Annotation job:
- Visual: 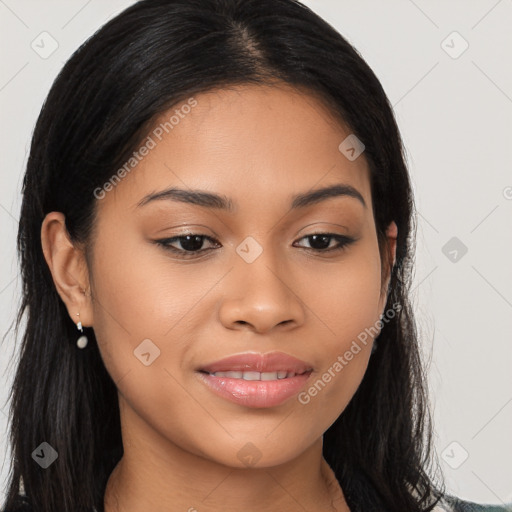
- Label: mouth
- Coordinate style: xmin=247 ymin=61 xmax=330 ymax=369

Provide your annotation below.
xmin=198 ymin=369 xmax=311 ymax=380
xmin=197 ymin=350 xmax=314 ymax=375
xmin=195 ymin=351 xmax=314 ymax=408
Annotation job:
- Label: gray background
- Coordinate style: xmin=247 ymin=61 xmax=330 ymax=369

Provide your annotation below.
xmin=1 ymin=0 xmax=511 ymax=506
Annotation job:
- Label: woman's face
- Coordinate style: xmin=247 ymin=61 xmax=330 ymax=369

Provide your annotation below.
xmin=84 ymin=84 xmax=395 ymax=468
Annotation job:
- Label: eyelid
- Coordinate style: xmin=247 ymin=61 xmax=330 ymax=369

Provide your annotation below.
xmin=153 ymin=231 xmax=356 ymax=259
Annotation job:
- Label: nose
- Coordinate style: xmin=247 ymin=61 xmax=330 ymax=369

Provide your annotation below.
xmin=218 ymin=245 xmax=306 ymax=334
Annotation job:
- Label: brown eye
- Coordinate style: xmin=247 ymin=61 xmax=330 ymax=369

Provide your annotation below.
xmin=293 ymin=233 xmax=356 ymax=253
xmin=155 ymin=234 xmax=220 ymax=258
xmin=154 ymin=232 xmax=356 ymax=260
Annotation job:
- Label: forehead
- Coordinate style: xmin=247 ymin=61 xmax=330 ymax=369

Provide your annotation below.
xmin=96 ymin=83 xmax=372 ymax=217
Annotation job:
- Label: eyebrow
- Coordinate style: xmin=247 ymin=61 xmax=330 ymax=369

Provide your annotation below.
xmin=136 ymin=183 xmax=366 ymax=211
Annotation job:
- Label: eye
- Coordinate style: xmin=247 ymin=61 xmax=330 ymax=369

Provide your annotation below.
xmin=154 ymin=234 xmax=220 ymax=258
xmin=154 ymin=232 xmax=356 ymax=259
xmin=293 ymin=233 xmax=356 ymax=253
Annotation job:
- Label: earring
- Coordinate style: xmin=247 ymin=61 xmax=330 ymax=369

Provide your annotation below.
xmin=76 ymin=312 xmax=88 ymax=349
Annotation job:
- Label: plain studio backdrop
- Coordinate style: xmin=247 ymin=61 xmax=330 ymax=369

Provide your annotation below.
xmin=0 ymin=0 xmax=511 ymax=507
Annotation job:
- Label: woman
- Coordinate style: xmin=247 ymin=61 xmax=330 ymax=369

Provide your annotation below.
xmin=2 ymin=1 xmax=509 ymax=511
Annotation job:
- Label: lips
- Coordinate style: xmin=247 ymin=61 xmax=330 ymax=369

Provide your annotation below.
xmin=204 ymin=370 xmax=303 ymax=380
xmin=197 ymin=351 xmax=314 ymax=375
xmin=196 ymin=351 xmax=314 ymax=408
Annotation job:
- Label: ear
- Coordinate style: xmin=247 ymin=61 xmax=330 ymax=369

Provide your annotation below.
xmin=40 ymin=212 xmax=93 ymax=328
xmin=379 ymin=220 xmax=398 ymax=311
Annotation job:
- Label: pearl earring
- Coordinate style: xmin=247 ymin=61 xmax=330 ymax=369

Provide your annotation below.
xmin=76 ymin=312 xmax=88 ymax=349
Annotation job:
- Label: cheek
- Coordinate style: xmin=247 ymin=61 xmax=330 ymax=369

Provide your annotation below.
xmin=89 ymin=227 xmax=235 ymax=424
xmin=305 ymin=238 xmax=384 ymax=346
xmin=88 ymin=237 xmax=210 ymax=452
xmin=295 ymin=242 xmax=383 ymax=419
xmin=88 ymin=230 xmax=201 ymax=383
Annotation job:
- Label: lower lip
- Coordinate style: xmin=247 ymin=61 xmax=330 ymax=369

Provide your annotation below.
xmin=196 ymin=371 xmax=312 ymax=408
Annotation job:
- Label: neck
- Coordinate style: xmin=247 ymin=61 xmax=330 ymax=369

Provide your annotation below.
xmin=104 ymin=398 xmax=350 ymax=512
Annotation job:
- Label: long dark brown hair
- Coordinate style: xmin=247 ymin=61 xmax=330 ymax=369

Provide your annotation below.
xmin=3 ymin=1 xmax=445 ymax=510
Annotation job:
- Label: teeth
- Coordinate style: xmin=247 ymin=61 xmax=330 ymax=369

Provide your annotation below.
xmin=209 ymin=370 xmax=302 ymax=380
xmin=212 ymin=371 xmax=243 ymax=378
xmin=243 ymin=371 xmax=261 ymax=381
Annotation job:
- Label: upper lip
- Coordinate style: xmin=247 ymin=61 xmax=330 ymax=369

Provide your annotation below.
xmin=198 ymin=351 xmax=314 ymax=374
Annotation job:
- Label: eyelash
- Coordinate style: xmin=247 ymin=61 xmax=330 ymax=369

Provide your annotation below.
xmin=154 ymin=232 xmax=356 ymax=259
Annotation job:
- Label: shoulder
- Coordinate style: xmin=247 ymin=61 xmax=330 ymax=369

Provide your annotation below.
xmin=343 ymin=462 xmax=512 ymax=512
xmin=437 ymin=495 xmax=512 ymax=512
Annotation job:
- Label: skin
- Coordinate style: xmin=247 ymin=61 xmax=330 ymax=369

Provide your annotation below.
xmin=41 ymin=83 xmax=397 ymax=512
